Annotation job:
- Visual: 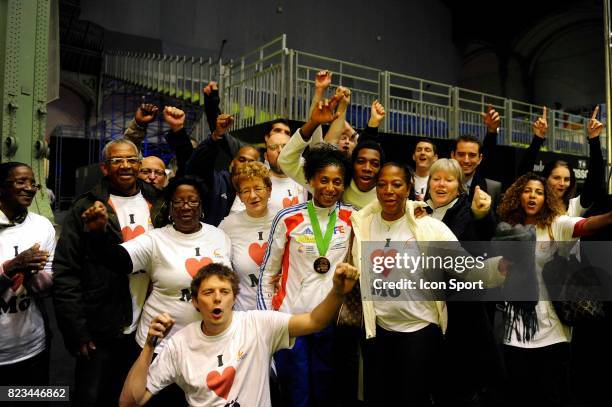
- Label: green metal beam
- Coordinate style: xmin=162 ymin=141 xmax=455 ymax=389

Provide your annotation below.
xmin=0 ymin=0 xmax=53 ymax=220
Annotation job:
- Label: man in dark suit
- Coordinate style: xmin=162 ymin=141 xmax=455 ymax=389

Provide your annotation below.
xmin=451 ymin=107 xmax=502 ymax=211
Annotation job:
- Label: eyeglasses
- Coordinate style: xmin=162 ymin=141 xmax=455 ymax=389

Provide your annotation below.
xmin=139 ymin=168 xmax=166 ymax=177
xmin=239 ymin=187 xmax=267 ymax=196
xmin=106 ymin=157 xmax=140 ymax=166
xmin=267 ymin=143 xmax=287 ymax=152
xmin=171 ymin=200 xmax=201 ymax=208
xmin=4 ymin=179 xmax=42 ymax=190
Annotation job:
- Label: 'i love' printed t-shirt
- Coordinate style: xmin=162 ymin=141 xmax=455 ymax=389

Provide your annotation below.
xmin=121 ymin=223 xmax=232 ymax=351
xmin=219 ymin=211 xmax=274 ymax=311
xmin=147 ymin=310 xmax=293 ymax=407
xmin=109 ymin=192 xmax=153 ymax=334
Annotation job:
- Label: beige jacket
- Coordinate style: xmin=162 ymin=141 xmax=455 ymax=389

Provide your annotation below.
xmin=350 ymin=199 xmax=504 ymax=339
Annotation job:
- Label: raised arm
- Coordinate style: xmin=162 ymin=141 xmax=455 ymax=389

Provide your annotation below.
xmin=309 ymin=70 xmax=332 ymax=119
xmin=119 ymin=313 xmax=175 ymax=407
xmin=580 ymin=106 xmax=605 ymax=209
xmin=517 ymin=106 xmax=548 ymax=176
xmin=324 ymin=86 xmax=351 ymax=145
xmin=278 ymin=94 xmax=341 ymax=189
xmin=479 ymin=105 xmax=501 ymax=178
xmin=203 ymin=81 xmax=221 ymax=133
xmin=163 ymin=106 xmax=192 ymax=178
xmin=288 ymin=263 xmax=358 ymax=337
xmin=124 ymin=104 xmax=159 ymax=151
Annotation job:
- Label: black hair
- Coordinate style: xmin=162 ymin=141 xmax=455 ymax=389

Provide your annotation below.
xmin=303 ymin=143 xmax=352 ymax=187
xmin=351 ymin=140 xmax=385 ymax=166
xmin=378 ymin=161 xmax=415 ymax=197
xmin=541 ymin=160 xmax=577 ymax=208
xmin=0 ymin=162 xmax=31 ymax=184
xmin=453 ymin=134 xmax=482 ymax=154
xmin=164 ymin=175 xmax=209 ymax=204
xmin=265 ymin=118 xmax=290 ymax=136
xmin=414 ymin=137 xmax=438 ymax=155
xmin=190 ymin=263 xmax=241 ymax=299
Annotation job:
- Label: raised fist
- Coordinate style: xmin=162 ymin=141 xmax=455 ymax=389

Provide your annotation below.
xmin=163 ymin=106 xmax=186 ymax=132
xmin=213 ymin=114 xmax=234 ymax=140
xmin=147 ymin=313 xmax=175 ymax=347
xmin=369 ymin=100 xmax=386 ymax=127
xmin=471 ymin=185 xmax=492 ymax=219
xmin=481 ymin=105 xmax=500 ymax=133
xmin=203 ymin=81 xmax=218 ymax=96
xmin=135 ymin=104 xmax=159 ymax=127
xmin=81 ymin=201 xmax=109 ymax=232
xmin=335 ymin=86 xmax=351 ymax=111
xmin=315 ymin=70 xmax=332 ymax=91
xmin=332 ymin=262 xmax=360 ymax=295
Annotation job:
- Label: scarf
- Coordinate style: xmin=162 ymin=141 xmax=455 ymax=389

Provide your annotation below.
xmin=493 ymin=222 xmax=539 ymax=342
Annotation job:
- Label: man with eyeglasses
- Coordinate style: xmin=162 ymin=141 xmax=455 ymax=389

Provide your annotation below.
xmin=139 ymin=156 xmax=167 ymax=190
xmin=53 ymin=139 xmax=165 ymax=407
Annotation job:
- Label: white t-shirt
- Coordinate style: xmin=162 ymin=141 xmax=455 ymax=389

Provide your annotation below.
xmin=109 ymin=192 xmax=153 ymax=334
xmin=414 ymin=174 xmax=429 ymax=201
xmin=122 ymin=223 xmax=232 ymax=351
xmin=229 ymin=175 xmax=308 ymax=217
xmin=0 ymin=212 xmax=56 ymax=365
xmin=369 ymin=215 xmax=439 ymax=333
xmin=567 ymin=196 xmax=588 ymax=217
xmin=505 ymin=215 xmax=582 ymax=348
xmin=147 ymin=311 xmax=294 ymax=407
xmin=219 ymin=211 xmax=274 ymax=311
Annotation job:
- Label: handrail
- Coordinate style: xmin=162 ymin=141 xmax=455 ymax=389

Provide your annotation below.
xmin=100 ymin=34 xmax=606 ymax=158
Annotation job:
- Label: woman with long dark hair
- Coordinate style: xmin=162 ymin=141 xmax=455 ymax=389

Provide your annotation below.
xmin=497 ymin=172 xmax=612 ymax=406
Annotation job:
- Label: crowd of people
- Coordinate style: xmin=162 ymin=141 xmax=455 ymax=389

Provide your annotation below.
xmin=1 ymin=69 xmax=611 ymax=407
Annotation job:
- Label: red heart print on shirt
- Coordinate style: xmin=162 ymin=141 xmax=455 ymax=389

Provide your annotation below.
xmin=206 ymin=366 xmax=236 ymax=400
xmin=370 ymin=249 xmax=398 ymax=277
xmin=121 ymin=225 xmax=145 ymax=241
xmin=185 ymin=257 xmax=213 ymax=278
xmin=248 ymin=242 xmax=268 ymax=266
xmin=282 ymin=197 xmax=299 ymax=208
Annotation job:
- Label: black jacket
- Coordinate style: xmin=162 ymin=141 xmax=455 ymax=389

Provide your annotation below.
xmin=439 ymin=193 xmax=497 ymax=242
xmin=52 ymin=179 xmax=164 ymax=352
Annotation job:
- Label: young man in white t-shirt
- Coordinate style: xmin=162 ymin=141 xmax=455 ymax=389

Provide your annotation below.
xmin=120 ymin=262 xmax=358 ymax=407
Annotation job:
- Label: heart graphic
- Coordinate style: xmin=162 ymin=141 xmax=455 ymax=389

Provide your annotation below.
xmin=282 ymin=197 xmax=299 ymax=208
xmin=185 ymin=257 xmax=213 ymax=278
xmin=11 ymin=273 xmax=23 ymax=292
xmin=370 ymin=249 xmax=398 ymax=277
xmin=248 ymin=242 xmax=268 ymax=266
xmin=121 ymin=225 xmax=146 ymax=241
xmin=206 ymin=366 xmax=236 ymax=400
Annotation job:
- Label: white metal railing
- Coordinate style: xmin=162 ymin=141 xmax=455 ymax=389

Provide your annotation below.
xmin=103 ymin=34 xmax=607 ymax=157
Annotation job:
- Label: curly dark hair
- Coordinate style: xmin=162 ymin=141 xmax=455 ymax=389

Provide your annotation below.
xmin=190 ymin=263 xmax=240 ymax=299
xmin=497 ymin=172 xmax=563 ymax=228
xmin=303 ymin=143 xmax=352 ymax=187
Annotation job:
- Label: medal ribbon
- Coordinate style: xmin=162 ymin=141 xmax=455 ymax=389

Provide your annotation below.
xmin=307 ymin=201 xmax=337 ymax=257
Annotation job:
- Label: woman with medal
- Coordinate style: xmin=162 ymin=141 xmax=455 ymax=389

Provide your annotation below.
xmin=257 ymin=96 xmax=354 ymax=407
